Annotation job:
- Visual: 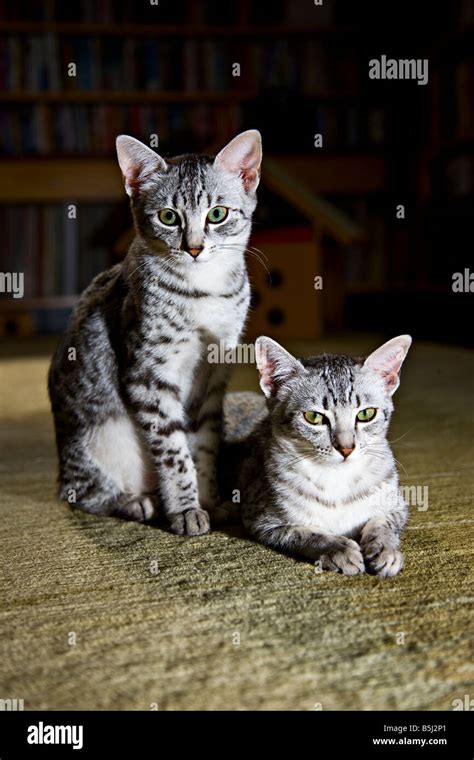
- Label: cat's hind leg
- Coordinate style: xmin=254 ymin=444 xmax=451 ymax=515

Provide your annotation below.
xmin=57 ymin=415 xmax=157 ymax=522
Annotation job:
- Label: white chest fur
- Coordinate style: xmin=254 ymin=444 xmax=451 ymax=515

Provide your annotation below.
xmin=185 ymin=257 xmax=249 ymax=344
xmin=279 ymin=456 xmax=398 ymax=538
xmin=191 ymin=293 xmax=248 ymax=344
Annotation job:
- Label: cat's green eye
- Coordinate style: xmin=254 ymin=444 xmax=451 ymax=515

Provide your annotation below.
xmin=207 ymin=206 xmax=228 ymax=224
xmin=159 ymin=208 xmax=178 ymax=226
xmin=304 ymin=411 xmax=326 ymax=425
xmin=357 ymin=407 xmax=377 ymax=422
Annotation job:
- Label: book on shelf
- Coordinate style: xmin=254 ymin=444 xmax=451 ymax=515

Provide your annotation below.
xmin=0 ymin=98 xmax=388 ymax=156
xmin=445 ymin=154 xmax=474 ymax=195
xmin=0 ymin=31 xmax=368 ymax=95
xmin=0 ymin=203 xmax=118 ymax=303
xmin=0 ymin=101 xmax=245 ymax=155
xmin=285 ymin=0 xmax=334 ymax=27
xmin=437 ymin=58 xmax=474 ymax=143
xmin=456 ymin=0 xmax=474 ymax=26
xmin=454 ymin=59 xmax=474 ymax=138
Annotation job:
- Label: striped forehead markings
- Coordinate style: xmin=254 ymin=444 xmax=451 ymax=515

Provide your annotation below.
xmin=347 ymin=366 xmax=356 ymax=403
xmin=320 ymin=365 xmax=358 ymax=407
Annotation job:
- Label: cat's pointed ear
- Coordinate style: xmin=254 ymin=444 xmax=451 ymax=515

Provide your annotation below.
xmin=255 ymin=336 xmax=303 ymax=399
xmin=116 ymin=135 xmax=167 ymax=197
xmin=214 ymin=130 xmax=262 ymax=193
xmin=364 ymin=335 xmax=412 ymax=395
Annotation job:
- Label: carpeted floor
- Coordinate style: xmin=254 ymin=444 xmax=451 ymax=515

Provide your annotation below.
xmin=0 ymin=335 xmax=473 ymax=710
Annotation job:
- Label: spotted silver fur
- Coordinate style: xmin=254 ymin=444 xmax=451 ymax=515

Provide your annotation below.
xmin=48 ymin=130 xmax=262 ymax=534
xmin=230 ymin=335 xmax=412 ymax=576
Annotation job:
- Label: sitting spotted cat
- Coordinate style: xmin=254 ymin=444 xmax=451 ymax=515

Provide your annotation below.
xmin=227 ymin=335 xmax=412 ymax=576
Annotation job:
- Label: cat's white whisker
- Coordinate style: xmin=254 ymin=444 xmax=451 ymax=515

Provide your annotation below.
xmin=388 ymin=428 xmax=415 ymax=444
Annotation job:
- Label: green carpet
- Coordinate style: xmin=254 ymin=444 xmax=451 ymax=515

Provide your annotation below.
xmin=0 ymin=336 xmax=473 ymax=710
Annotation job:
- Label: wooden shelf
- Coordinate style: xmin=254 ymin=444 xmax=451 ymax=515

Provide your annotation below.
xmin=0 ymin=159 xmax=123 ymax=201
xmin=0 ymin=296 xmax=78 ymax=311
xmin=0 ymin=90 xmax=255 ymax=104
xmin=0 ymin=90 xmax=369 ymax=104
xmin=0 ymin=22 xmax=357 ymax=37
xmin=0 ymin=155 xmax=386 ymax=202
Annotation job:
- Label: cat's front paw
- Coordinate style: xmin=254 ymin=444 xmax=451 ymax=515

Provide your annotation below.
xmin=320 ymin=537 xmax=365 ymax=575
xmin=169 ymin=508 xmax=210 ymax=536
xmin=364 ymin=545 xmax=404 ymax=577
xmin=360 ymin=532 xmax=404 ymax=576
xmin=114 ymin=496 xmax=156 ymax=523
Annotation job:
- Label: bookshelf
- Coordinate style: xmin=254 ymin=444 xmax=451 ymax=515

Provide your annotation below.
xmin=409 ymin=6 xmax=474 ymax=306
xmin=0 ymin=0 xmax=393 ymax=337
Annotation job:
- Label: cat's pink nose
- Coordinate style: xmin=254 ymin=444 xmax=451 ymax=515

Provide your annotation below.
xmin=338 ymin=446 xmax=354 ymax=459
xmin=188 ymin=247 xmax=203 ymax=259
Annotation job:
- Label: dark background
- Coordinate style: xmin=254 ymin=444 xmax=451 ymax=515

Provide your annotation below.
xmin=0 ymin=0 xmax=472 ymax=346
